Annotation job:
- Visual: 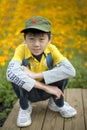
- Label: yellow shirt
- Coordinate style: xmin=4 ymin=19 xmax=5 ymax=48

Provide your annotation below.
xmin=12 ymin=43 xmax=66 ymax=73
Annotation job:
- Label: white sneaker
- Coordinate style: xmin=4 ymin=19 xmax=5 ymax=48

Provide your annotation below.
xmin=48 ymin=98 xmax=77 ymax=118
xmin=17 ymin=102 xmax=32 ymax=127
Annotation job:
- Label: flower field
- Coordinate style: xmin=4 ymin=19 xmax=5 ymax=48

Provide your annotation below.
xmin=0 ymin=0 xmax=87 ymax=65
xmin=0 ymin=0 xmax=87 ymax=126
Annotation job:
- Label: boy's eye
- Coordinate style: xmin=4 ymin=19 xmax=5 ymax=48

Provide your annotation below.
xmin=29 ymin=37 xmax=34 ymax=40
xmin=40 ymin=38 xmax=45 ymax=41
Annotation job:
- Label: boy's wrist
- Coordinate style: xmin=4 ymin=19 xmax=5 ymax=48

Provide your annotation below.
xmin=34 ymin=72 xmax=43 ymax=79
xmin=34 ymin=80 xmax=46 ymax=91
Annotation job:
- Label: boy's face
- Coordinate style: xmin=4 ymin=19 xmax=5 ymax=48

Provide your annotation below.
xmin=25 ymin=33 xmax=51 ymax=56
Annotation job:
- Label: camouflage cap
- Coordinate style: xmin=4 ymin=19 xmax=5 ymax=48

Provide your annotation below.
xmin=21 ymin=16 xmax=51 ymax=33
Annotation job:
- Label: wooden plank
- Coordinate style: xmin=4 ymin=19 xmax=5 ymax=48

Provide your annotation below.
xmin=1 ymin=89 xmax=87 ymax=130
xmin=41 ymin=90 xmax=67 ymax=130
xmin=1 ymin=101 xmax=20 ymax=130
xmin=82 ymin=89 xmax=87 ymax=130
xmin=64 ymin=89 xmax=85 ymax=130
xmin=42 ymin=107 xmax=64 ymax=130
xmin=21 ymin=100 xmax=48 ymax=130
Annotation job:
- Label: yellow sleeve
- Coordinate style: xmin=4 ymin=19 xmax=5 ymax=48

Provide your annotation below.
xmin=50 ymin=44 xmax=66 ymax=66
xmin=12 ymin=44 xmax=25 ymax=63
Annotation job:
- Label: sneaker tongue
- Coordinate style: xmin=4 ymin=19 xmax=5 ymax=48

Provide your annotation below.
xmin=20 ymin=108 xmax=28 ymax=114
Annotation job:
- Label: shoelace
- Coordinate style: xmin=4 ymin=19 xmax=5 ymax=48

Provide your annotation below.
xmin=19 ymin=109 xmax=29 ymax=116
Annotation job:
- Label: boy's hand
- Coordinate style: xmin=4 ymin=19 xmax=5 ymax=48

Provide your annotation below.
xmin=21 ymin=66 xmax=36 ymax=79
xmin=45 ymin=85 xmax=64 ymax=99
xmin=21 ymin=66 xmax=43 ymax=79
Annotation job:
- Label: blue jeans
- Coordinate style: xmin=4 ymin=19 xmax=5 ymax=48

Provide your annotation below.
xmin=12 ymin=79 xmax=68 ymax=109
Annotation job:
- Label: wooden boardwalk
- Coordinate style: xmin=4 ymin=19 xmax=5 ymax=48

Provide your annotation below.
xmin=1 ymin=89 xmax=87 ymax=130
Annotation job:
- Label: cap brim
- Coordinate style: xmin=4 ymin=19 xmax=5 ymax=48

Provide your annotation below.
xmin=20 ymin=26 xmax=50 ymax=33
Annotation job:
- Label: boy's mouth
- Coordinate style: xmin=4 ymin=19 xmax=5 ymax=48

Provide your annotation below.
xmin=32 ymin=48 xmax=41 ymax=54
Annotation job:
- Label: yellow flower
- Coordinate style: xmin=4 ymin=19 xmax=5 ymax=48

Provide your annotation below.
xmin=84 ymin=62 xmax=87 ymax=67
xmin=0 ymin=62 xmax=5 ymax=66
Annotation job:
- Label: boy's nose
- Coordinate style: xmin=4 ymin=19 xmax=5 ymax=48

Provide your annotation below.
xmin=34 ymin=40 xmax=40 ymax=46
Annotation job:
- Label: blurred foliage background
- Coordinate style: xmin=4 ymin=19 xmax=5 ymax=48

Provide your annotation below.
xmin=0 ymin=0 xmax=87 ymax=125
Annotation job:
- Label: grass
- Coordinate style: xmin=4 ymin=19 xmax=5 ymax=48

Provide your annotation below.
xmin=0 ymin=63 xmax=17 ymax=122
xmin=68 ymin=54 xmax=87 ymax=88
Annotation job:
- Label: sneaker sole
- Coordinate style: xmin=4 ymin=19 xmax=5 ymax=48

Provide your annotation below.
xmin=48 ymin=106 xmax=77 ymax=118
xmin=60 ymin=111 xmax=77 ymax=118
xmin=17 ymin=120 xmax=32 ymax=127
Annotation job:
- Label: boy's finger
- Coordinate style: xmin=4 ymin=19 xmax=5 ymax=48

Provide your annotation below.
xmin=55 ymin=92 xmax=64 ymax=100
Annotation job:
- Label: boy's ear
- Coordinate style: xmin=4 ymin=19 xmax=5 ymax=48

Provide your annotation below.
xmin=48 ymin=35 xmax=52 ymax=44
xmin=48 ymin=39 xmax=51 ymax=45
xmin=24 ymin=36 xmax=26 ymax=40
xmin=50 ymin=34 xmax=52 ymax=40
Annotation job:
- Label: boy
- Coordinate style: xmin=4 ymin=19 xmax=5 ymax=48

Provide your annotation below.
xmin=6 ymin=16 xmax=77 ymax=127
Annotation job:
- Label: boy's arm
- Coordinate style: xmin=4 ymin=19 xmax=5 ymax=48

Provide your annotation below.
xmin=43 ymin=58 xmax=76 ymax=84
xmin=6 ymin=60 xmax=36 ymax=92
xmin=6 ymin=60 xmax=63 ymax=99
xmin=34 ymin=81 xmax=64 ymax=99
xmin=22 ymin=59 xmax=76 ymax=84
